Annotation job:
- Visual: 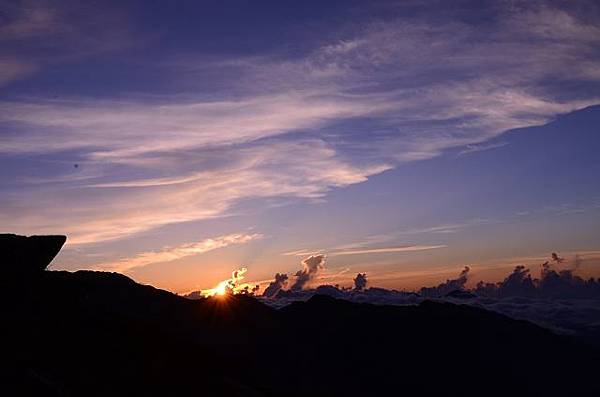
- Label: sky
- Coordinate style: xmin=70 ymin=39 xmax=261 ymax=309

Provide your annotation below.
xmin=1 ymin=0 xmax=599 ymax=294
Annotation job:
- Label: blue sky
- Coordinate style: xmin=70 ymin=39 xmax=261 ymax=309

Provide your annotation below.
xmin=1 ymin=0 xmax=599 ymax=293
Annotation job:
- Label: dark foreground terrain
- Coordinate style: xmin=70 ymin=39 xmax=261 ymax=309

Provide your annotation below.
xmin=1 ymin=235 xmax=599 ymax=396
xmin=2 ymin=270 xmax=600 ymax=397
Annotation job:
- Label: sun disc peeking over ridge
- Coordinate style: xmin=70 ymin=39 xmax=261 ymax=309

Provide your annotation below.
xmin=201 ymin=267 xmax=249 ymax=297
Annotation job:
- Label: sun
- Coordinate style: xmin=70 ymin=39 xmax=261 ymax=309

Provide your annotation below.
xmin=202 ymin=267 xmax=248 ymax=297
xmin=214 ymin=281 xmax=228 ymax=296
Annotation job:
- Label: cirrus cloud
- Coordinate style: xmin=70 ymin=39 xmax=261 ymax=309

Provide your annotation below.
xmin=95 ymin=233 xmax=262 ymax=273
xmin=1 ymin=1 xmax=599 ymax=247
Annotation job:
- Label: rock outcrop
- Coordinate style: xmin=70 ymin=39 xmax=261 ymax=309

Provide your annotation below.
xmin=1 ymin=234 xmax=66 ymax=276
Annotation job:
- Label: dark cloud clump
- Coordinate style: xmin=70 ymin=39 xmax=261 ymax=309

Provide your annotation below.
xmin=419 ymin=266 xmax=470 ymax=297
xmin=263 ymin=273 xmax=289 ymax=298
xmin=475 ymin=255 xmax=600 ymax=299
xmin=354 ymin=273 xmax=367 ymax=291
xmin=476 ymin=265 xmax=537 ymax=298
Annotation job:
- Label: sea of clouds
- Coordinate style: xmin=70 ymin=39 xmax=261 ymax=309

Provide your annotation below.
xmin=249 ymin=254 xmax=600 ymax=345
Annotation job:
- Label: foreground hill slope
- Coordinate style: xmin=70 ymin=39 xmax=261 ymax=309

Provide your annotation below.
xmin=2 ymin=269 xmax=599 ymax=396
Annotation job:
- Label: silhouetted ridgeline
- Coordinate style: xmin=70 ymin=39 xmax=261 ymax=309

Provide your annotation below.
xmin=1 ymin=235 xmax=599 ymax=396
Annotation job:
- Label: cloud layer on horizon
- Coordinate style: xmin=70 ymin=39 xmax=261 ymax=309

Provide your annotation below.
xmin=253 ymin=252 xmax=600 ymax=342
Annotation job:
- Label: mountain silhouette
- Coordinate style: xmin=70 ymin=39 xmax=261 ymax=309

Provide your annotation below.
xmin=1 ymin=235 xmax=599 ymax=396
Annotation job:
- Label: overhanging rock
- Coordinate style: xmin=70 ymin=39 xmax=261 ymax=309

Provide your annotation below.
xmin=1 ymin=234 xmax=67 ymax=276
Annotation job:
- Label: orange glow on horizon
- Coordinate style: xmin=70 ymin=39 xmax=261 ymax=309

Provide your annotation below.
xmin=202 ymin=267 xmax=248 ymax=297
xmin=214 ymin=280 xmax=228 ymax=296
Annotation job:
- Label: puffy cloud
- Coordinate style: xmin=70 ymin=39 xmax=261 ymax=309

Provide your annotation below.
xmin=538 ymin=263 xmax=599 ymax=299
xmin=262 ymin=254 xmax=327 ymax=298
xmin=475 ymin=266 xmax=537 ymax=298
xmin=290 ymin=254 xmax=326 ymax=292
xmin=263 ymin=273 xmax=289 ymax=298
xmin=257 ymin=253 xmax=600 ymax=343
xmin=216 ymin=267 xmax=248 ymax=296
xmin=353 ymin=273 xmax=367 ymax=291
xmin=185 ymin=268 xmax=262 ymax=299
xmin=419 ymin=266 xmax=470 ymax=298
xmin=474 ymin=254 xmax=600 ymax=299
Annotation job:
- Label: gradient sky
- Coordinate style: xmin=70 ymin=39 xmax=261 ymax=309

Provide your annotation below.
xmin=1 ymin=0 xmax=599 ymax=293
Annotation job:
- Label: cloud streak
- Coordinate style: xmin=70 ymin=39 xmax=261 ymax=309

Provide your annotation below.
xmin=2 ymin=139 xmax=387 ymax=245
xmin=96 ymin=233 xmax=262 ymax=273
xmin=330 ymin=245 xmax=447 ymax=257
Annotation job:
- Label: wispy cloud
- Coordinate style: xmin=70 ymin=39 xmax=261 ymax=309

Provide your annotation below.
xmin=0 ymin=58 xmax=36 ymax=86
xmin=394 ymin=219 xmax=500 ymax=236
xmin=329 ymin=245 xmax=447 ymax=257
xmin=0 ymin=1 xmax=135 ymax=87
xmin=0 ymin=3 xmax=57 ymax=41
xmin=514 ymin=201 xmax=600 ymax=218
xmin=2 ymin=140 xmax=388 ymax=245
xmin=282 ymin=249 xmax=320 ymax=257
xmin=96 ymin=233 xmax=262 ymax=273
xmin=0 ymin=92 xmax=385 ymax=156
xmin=1 ymin=1 xmax=599 ymax=246
xmin=283 ymin=245 xmax=446 ymax=257
xmin=458 ymin=142 xmax=509 ymax=156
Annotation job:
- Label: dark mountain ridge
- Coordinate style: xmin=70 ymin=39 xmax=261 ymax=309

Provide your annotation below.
xmin=1 ymin=235 xmax=599 ymax=396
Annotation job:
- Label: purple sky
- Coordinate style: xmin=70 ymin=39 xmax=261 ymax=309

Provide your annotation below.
xmin=1 ymin=0 xmax=599 ymax=293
